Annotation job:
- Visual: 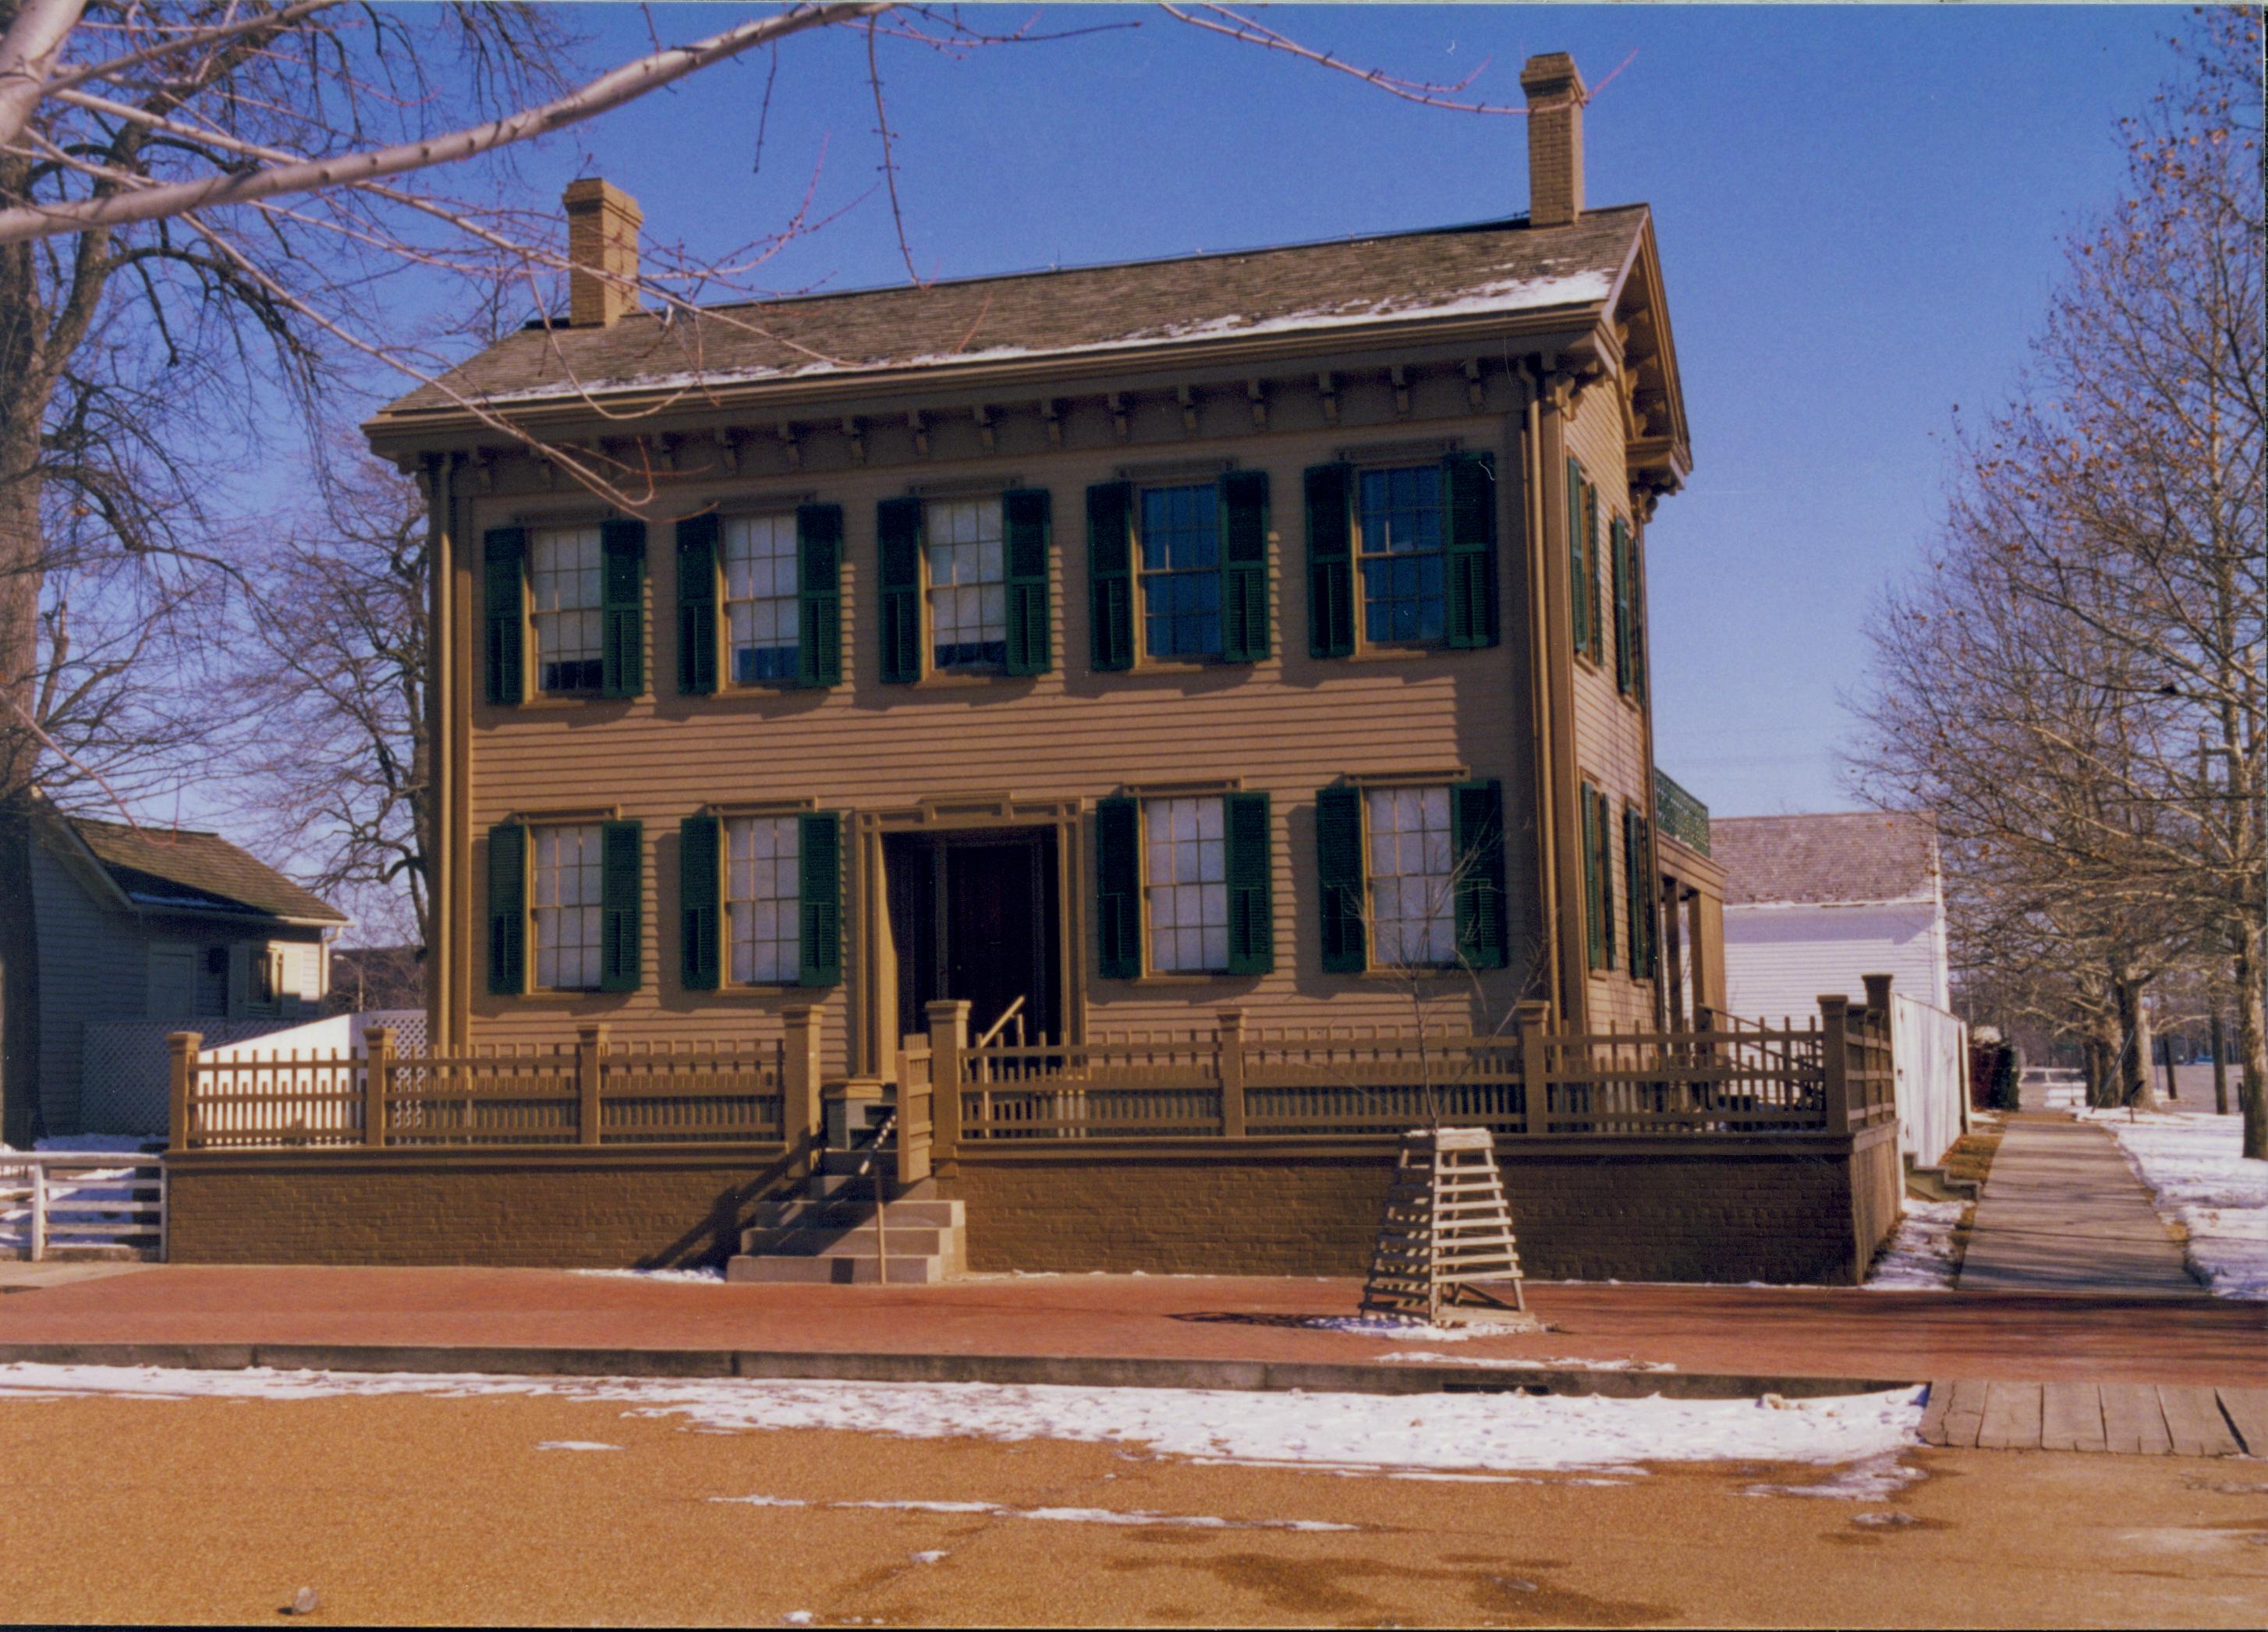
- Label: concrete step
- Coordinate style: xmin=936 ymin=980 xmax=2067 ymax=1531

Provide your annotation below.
xmin=742 ymin=1223 xmax=957 ymax=1258
xmin=804 ymin=1171 xmax=932 ymax=1202
xmin=725 ymin=1252 xmax=945 ymax=1285
xmin=746 ymin=1198 xmax=965 ymax=1230
xmin=1905 ymin=1166 xmax=1980 ymax=1203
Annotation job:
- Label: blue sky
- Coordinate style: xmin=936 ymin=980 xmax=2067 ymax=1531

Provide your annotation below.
xmin=489 ymin=4 xmax=2178 ymax=818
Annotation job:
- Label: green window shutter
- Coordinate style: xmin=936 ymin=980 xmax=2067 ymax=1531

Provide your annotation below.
xmin=1086 ymin=482 xmax=1135 ymax=672
xmin=1622 ymin=805 xmax=1645 ymax=978
xmin=599 ymin=519 xmax=646 ymax=699
xmin=1584 ymin=485 xmax=1604 ymax=664
xmin=1223 ymin=791 xmax=1274 ymax=975
xmin=1597 ymin=788 xmax=1617 ymax=970
xmin=1611 ymin=516 xmax=1633 ymax=694
xmin=1315 ymin=784 xmax=1366 ymax=973
xmin=486 ymin=821 xmax=527 ymax=995
xmin=1629 ymin=527 xmax=1650 ymax=705
xmin=679 ymin=814 xmax=721 ymax=991
xmin=1304 ymin=463 xmax=1355 ymax=660
xmin=598 ymin=819 xmax=643 ymax=993
xmin=797 ymin=812 xmax=842 ymax=987
xmin=1219 ymin=469 xmax=1271 ymax=664
xmin=1094 ymin=797 xmax=1141 ymax=979
xmin=1581 ymin=785 xmax=1604 ymax=972
xmin=1003 ymin=487 xmax=1053 ymax=677
xmin=1443 ymin=453 xmax=1499 ymax=650
xmin=675 ymin=515 xmax=720 ymax=696
xmin=1565 ymin=459 xmax=1588 ymax=660
xmin=1450 ymin=778 xmax=1509 ymax=970
xmin=483 ymin=527 xmax=526 ymax=706
xmin=876 ymin=497 xmax=923 ymax=684
xmin=796 ymin=504 xmax=844 ymax=687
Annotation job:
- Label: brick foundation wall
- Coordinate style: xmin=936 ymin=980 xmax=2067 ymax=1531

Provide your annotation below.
xmin=165 ymin=1145 xmax=794 ymax=1269
xmin=944 ymin=1128 xmax=1903 ymax=1286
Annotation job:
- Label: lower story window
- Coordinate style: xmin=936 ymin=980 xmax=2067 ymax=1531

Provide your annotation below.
xmin=532 ymin=823 xmax=604 ymax=989
xmin=1366 ymin=786 xmax=1455 ymax=965
xmin=727 ymin=815 xmax=800 ymax=984
xmin=1144 ymin=795 xmax=1228 ymax=972
xmin=725 ymin=513 xmax=800 ymax=684
xmin=927 ymin=497 xmax=1007 ymax=671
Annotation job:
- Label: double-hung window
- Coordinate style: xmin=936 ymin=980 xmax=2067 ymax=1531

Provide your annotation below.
xmin=678 ymin=810 xmax=843 ymax=991
xmin=529 ymin=526 xmax=604 ymax=693
xmin=926 ymin=497 xmax=1008 ymax=672
xmin=723 ymin=515 xmax=799 ymax=684
xmin=1316 ymin=780 xmax=1507 ymax=974
xmin=725 ymin=815 xmax=799 ymax=984
xmin=1355 ymin=467 xmax=1448 ymax=646
xmin=1139 ymin=486 xmax=1224 ymax=660
xmin=877 ymin=491 xmax=1051 ymax=683
xmin=1364 ymin=786 xmax=1456 ymax=965
xmin=532 ymin=823 xmax=604 ymax=990
xmin=1143 ymin=795 xmax=1229 ymax=972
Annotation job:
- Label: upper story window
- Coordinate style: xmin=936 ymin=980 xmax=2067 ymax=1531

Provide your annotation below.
xmin=1366 ymin=785 xmax=1455 ymax=965
xmin=532 ymin=822 xmax=604 ymax=990
xmin=529 ymin=525 xmax=604 ymax=694
xmin=1139 ymin=486 xmax=1223 ymax=660
xmin=1143 ymin=795 xmax=1228 ymax=973
xmin=723 ymin=514 xmax=799 ymax=685
xmin=927 ymin=497 xmax=1008 ymax=672
xmin=725 ymin=814 xmax=800 ymax=985
xmin=1355 ymin=466 xmax=1448 ymax=646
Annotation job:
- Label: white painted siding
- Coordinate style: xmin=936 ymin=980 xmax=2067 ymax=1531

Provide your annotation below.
xmin=1720 ymin=898 xmax=1949 ymax=1023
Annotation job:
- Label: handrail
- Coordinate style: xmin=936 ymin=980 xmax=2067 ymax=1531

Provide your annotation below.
xmin=973 ymin=997 xmax=1027 ymax=1051
xmin=848 ymin=1110 xmax=899 ymax=1284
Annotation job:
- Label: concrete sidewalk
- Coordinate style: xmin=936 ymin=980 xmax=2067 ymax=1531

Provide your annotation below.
xmin=1958 ymin=1117 xmax=2199 ymax=1296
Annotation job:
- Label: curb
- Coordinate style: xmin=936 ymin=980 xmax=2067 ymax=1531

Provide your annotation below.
xmin=0 ymin=1340 xmax=1920 ymax=1401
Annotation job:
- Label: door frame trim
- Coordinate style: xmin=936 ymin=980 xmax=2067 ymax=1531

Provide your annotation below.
xmin=852 ymin=798 xmax=1086 ymax=1076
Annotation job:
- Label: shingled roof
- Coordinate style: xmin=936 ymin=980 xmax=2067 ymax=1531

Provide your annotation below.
xmin=64 ymin=816 xmax=349 ymax=925
xmin=1710 ymin=812 xmax=1941 ymax=909
xmin=374 ymin=206 xmax=1650 ymax=417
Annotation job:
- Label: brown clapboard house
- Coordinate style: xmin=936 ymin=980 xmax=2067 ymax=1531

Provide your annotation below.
xmin=363 ymin=53 xmax=1725 ymax=1084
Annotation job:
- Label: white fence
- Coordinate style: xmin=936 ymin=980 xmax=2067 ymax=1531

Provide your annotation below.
xmin=1891 ymin=993 xmax=1970 ymax=1167
xmin=191 ymin=1012 xmax=425 ymax=1145
xmin=81 ymin=1011 xmax=425 ymax=1138
xmin=0 ymin=1151 xmax=165 ymax=1261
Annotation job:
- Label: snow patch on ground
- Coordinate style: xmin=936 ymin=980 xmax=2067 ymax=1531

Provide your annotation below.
xmin=1302 ymin=1316 xmax=1540 ymax=1342
xmin=2083 ymin=1110 xmax=2268 ymax=1300
xmin=0 ymin=1363 xmax=1926 ymax=1476
xmin=535 ymin=1440 xmax=621 ymax=1452
xmin=1377 ymin=1351 xmax=1678 ymax=1372
xmin=569 ymin=1267 xmax=726 ymax=1283
xmin=1744 ymin=1451 xmax=1925 ymax=1502
xmin=1862 ymin=1198 xmax=1967 ymax=1291
xmin=712 ymin=1493 xmax=1357 ymax=1531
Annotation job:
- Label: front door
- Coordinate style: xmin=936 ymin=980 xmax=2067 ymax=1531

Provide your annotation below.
xmin=887 ymin=829 xmax=1061 ymax=1044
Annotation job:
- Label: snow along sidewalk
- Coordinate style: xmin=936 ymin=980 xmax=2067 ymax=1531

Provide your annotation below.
xmin=2082 ymin=1109 xmax=2267 ymax=1301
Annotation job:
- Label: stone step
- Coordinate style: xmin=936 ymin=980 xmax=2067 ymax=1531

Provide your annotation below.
xmin=741 ymin=1224 xmax=957 ymax=1259
xmin=747 ymin=1198 xmax=965 ymax=1230
xmin=725 ymin=1252 xmax=944 ymax=1286
xmin=804 ymin=1170 xmax=931 ymax=1202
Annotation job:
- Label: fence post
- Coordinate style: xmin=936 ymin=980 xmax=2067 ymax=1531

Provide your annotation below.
xmin=927 ymin=999 xmax=969 ymax=1159
xmin=576 ymin=1024 xmax=608 ymax=1146
xmin=1216 ymin=1007 xmax=1246 ymax=1138
xmin=364 ymin=1025 xmax=393 ymax=1149
xmin=1514 ymin=1000 xmax=1550 ymax=1135
xmin=1819 ymin=995 xmax=1852 ymax=1131
xmin=782 ymin=1006 xmax=823 ymax=1177
xmin=166 ymin=1030 xmax=201 ymax=1153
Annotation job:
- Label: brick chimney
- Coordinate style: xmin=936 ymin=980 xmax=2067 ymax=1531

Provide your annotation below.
xmin=562 ymin=177 xmax=643 ymax=328
xmin=1519 ymin=53 xmax=1586 ymax=228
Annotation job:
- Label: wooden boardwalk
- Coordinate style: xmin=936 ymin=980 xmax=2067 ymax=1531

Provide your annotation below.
xmin=1921 ymin=1379 xmax=2266 ymax=1457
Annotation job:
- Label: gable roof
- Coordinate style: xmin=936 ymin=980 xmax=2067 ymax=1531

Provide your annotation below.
xmin=372 ymin=206 xmax=1654 ymax=420
xmin=1710 ymin=812 xmax=1941 ymax=908
xmin=62 ymin=816 xmax=349 ymax=926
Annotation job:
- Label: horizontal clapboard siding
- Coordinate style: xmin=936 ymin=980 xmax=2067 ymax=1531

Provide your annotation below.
xmin=1722 ymin=901 xmax=1948 ymax=1022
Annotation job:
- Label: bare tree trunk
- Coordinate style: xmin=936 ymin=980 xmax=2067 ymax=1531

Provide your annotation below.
xmin=2235 ymin=924 xmax=2267 ymax=1159
xmin=2115 ymin=974 xmax=2157 ymax=1111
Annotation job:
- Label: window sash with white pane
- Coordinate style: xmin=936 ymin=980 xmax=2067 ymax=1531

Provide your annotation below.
xmin=529 ymin=526 xmax=604 ymax=692
xmin=1366 ymin=786 xmax=1455 ymax=966
xmin=726 ymin=816 xmax=800 ymax=985
xmin=1139 ymin=484 xmax=1222 ymax=659
xmin=1355 ymin=466 xmax=1448 ymax=646
xmin=532 ymin=823 xmax=604 ymax=989
xmin=1143 ymin=796 xmax=1228 ymax=973
xmin=926 ymin=497 xmax=1007 ymax=671
xmin=724 ymin=514 xmax=799 ymax=685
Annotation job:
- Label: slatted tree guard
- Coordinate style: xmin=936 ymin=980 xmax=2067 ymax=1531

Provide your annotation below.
xmin=1359 ymin=1125 xmax=1533 ymax=1324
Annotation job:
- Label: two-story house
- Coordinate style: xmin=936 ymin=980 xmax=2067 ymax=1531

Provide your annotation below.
xmin=364 ymin=55 xmax=1716 ymax=1093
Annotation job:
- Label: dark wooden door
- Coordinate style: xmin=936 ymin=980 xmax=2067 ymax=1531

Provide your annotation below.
xmin=887 ymin=830 xmax=1060 ymax=1043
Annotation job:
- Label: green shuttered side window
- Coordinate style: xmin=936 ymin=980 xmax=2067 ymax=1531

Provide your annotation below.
xmin=1625 ymin=805 xmax=1656 ymax=979
xmin=1087 ymin=483 xmax=1135 ymax=671
xmin=1003 ymin=487 xmax=1053 ymax=677
xmin=1443 ymin=454 xmax=1499 ymax=650
xmin=1220 ymin=470 xmax=1271 ymax=664
xmin=1094 ymin=797 xmax=1141 ymax=979
xmin=798 ymin=812 xmax=842 ymax=987
xmin=487 ymin=820 xmax=527 ymax=994
xmin=1223 ymin=791 xmax=1274 ymax=975
xmin=1450 ymin=779 xmax=1509 ymax=969
xmin=600 ymin=519 xmax=646 ymax=699
xmin=1584 ymin=487 xmax=1604 ymax=663
xmin=1581 ymin=784 xmax=1605 ymax=972
xmin=1611 ymin=516 xmax=1634 ymax=695
xmin=598 ymin=819 xmax=643 ymax=992
xmin=1305 ymin=464 xmax=1355 ymax=659
xmin=484 ymin=528 xmax=526 ymax=706
xmin=675 ymin=515 xmax=720 ymax=696
xmin=796 ymin=504 xmax=844 ymax=688
xmin=679 ymin=813 xmax=722 ymax=990
xmin=1629 ymin=526 xmax=1650 ymax=705
xmin=1315 ymin=784 xmax=1366 ymax=973
xmin=1565 ymin=459 xmax=1589 ymax=661
xmin=876 ymin=497 xmax=923 ymax=684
